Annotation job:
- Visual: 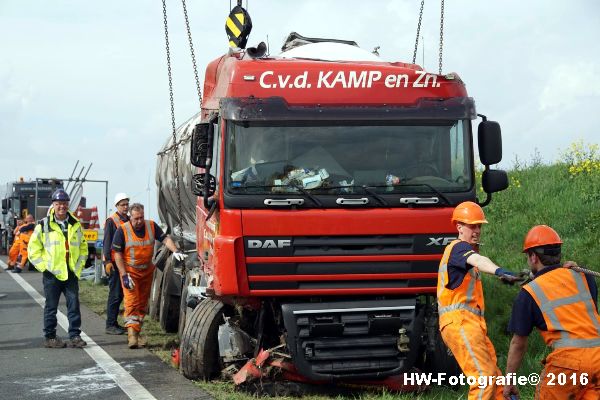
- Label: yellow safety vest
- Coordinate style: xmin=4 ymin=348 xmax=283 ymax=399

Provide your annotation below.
xmin=27 ymin=209 xmax=88 ymax=281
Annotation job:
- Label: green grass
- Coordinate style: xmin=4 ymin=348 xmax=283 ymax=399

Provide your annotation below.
xmin=79 ymin=149 xmax=600 ymax=399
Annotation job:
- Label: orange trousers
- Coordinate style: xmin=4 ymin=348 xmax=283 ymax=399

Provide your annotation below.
xmin=18 ymin=232 xmax=32 ymax=266
xmin=7 ymin=237 xmax=22 ymax=267
xmin=535 ymin=347 xmax=600 ymax=399
xmin=121 ymin=265 xmax=155 ymax=332
xmin=440 ymin=310 xmax=504 ymax=400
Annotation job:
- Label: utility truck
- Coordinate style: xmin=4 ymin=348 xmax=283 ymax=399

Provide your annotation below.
xmin=153 ymin=27 xmax=508 ymax=386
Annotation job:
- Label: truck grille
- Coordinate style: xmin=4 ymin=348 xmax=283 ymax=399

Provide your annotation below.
xmin=281 ymin=299 xmax=420 ymax=380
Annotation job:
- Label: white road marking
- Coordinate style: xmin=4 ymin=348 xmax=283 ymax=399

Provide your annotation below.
xmin=0 ymin=260 xmax=157 ymax=400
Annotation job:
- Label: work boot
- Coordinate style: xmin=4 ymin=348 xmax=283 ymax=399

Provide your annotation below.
xmin=105 ymin=325 xmax=126 ymax=335
xmin=137 ymin=333 xmax=147 ymax=348
xmin=70 ymin=335 xmax=87 ymax=348
xmin=127 ymin=327 xmax=138 ymax=349
xmin=11 ymin=265 xmax=22 ymax=273
xmin=44 ymin=337 xmax=67 ymax=348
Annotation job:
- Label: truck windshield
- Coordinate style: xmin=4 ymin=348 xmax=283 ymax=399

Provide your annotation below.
xmin=227 ymin=121 xmax=472 ymax=195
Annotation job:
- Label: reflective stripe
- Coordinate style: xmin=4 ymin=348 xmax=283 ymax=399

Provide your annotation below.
xmin=71 ymin=241 xmax=81 ymax=247
xmin=129 ymin=264 xmax=150 ymax=270
xmin=571 ymin=270 xmax=600 ymax=335
xmin=439 ymin=303 xmax=484 ymax=317
xmin=437 ymin=264 xmax=447 ymax=298
xmin=29 ymin=257 xmax=44 ymax=266
xmin=465 ymin=268 xmax=477 ymax=302
xmin=123 ymin=221 xmax=155 ymax=267
xmin=552 ymin=337 xmax=600 ymax=349
xmin=459 ymin=327 xmax=485 ymax=400
xmin=527 ymin=279 xmax=569 ymax=341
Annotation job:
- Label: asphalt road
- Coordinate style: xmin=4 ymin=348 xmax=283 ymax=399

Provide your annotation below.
xmin=0 ymin=256 xmax=213 ymax=400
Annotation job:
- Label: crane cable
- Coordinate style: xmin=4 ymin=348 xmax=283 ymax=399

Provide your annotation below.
xmin=411 ymin=0 xmax=445 ymax=74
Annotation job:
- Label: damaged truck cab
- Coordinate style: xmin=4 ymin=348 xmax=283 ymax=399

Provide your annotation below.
xmin=163 ymin=34 xmax=508 ymax=385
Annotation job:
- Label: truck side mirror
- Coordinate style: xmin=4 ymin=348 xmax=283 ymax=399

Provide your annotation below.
xmin=482 ymin=169 xmax=508 ymax=194
xmin=191 ymin=123 xmax=212 ymax=168
xmin=478 ymin=120 xmax=502 ymax=165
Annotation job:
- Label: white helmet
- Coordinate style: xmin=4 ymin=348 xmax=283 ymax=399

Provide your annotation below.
xmin=114 ymin=192 xmax=129 ymax=206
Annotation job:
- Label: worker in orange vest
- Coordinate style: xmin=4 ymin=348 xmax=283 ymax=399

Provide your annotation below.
xmin=7 ymin=219 xmax=24 ymax=269
xmin=11 ymin=214 xmax=36 ymax=273
xmin=504 ymin=225 xmax=600 ymax=399
xmin=111 ymin=202 xmax=186 ymax=348
xmin=437 ymin=201 xmax=519 ymax=400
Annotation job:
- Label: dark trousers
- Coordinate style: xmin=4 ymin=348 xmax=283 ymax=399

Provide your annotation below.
xmin=43 ymin=270 xmax=81 ymax=339
xmin=105 ymin=269 xmax=124 ymax=328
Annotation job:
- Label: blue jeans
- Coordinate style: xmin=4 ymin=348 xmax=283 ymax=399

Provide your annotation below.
xmin=105 ymin=268 xmax=123 ymax=328
xmin=43 ymin=270 xmax=81 ymax=339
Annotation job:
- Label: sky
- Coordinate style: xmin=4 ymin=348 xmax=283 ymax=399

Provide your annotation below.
xmin=1 ymin=0 xmax=599 ymax=221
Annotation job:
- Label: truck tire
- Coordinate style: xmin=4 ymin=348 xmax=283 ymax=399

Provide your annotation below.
xmin=148 ymin=267 xmax=163 ymax=321
xmin=178 ymin=272 xmax=192 ymax=339
xmin=152 ymin=243 xmax=171 ymax=272
xmin=180 ymin=299 xmax=225 ymax=380
xmin=159 ymin=259 xmax=180 ymax=333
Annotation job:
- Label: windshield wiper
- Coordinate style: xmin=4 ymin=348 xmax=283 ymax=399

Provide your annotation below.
xmin=230 ymin=184 xmax=323 ymax=207
xmin=361 ymin=185 xmax=388 ymax=206
xmin=398 ymin=182 xmax=450 ymax=205
xmin=290 ymin=183 xmax=323 ymax=207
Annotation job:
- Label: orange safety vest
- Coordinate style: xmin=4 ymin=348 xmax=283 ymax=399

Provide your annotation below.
xmin=122 ymin=220 xmax=156 ymax=268
xmin=523 ymin=267 xmax=600 ymax=349
xmin=107 ymin=213 xmax=128 ymax=262
xmin=437 ymin=240 xmax=485 ymax=325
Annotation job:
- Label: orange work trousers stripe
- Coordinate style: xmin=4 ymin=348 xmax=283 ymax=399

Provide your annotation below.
xmin=535 ymin=347 xmax=600 ymax=400
xmin=440 ymin=311 xmax=504 ymax=400
xmin=121 ymin=265 xmax=155 ymax=332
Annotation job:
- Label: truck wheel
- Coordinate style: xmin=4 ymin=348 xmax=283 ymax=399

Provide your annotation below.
xmin=159 ymin=259 xmax=180 ymax=333
xmin=178 ymin=272 xmax=192 ymax=339
xmin=180 ymin=299 xmax=225 ymax=380
xmin=152 ymin=243 xmax=170 ymax=272
xmin=148 ymin=267 xmax=163 ymax=321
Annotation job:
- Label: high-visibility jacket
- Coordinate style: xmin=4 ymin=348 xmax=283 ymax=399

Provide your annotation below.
xmin=437 ymin=240 xmax=484 ymax=326
xmin=17 ymin=224 xmax=35 ymax=264
xmin=524 ymin=267 xmax=600 ymax=349
xmin=107 ymin=212 xmax=128 ymax=262
xmin=122 ymin=220 xmax=156 ymax=268
xmin=27 ymin=210 xmax=88 ymax=281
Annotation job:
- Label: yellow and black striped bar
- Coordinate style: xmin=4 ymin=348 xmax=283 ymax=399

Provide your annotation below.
xmin=225 ymin=5 xmax=252 ymax=49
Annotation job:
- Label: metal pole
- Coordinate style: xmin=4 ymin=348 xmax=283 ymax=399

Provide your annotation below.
xmin=105 ymin=181 xmax=108 ymax=221
xmin=34 ymin=179 xmax=39 ymax=220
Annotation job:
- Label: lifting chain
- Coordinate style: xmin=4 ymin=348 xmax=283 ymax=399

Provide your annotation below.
xmin=181 ymin=0 xmax=202 ymax=106
xmin=438 ymin=0 xmax=444 ymax=74
xmin=412 ymin=0 xmax=425 ymax=65
xmin=161 ymin=0 xmax=184 ymax=239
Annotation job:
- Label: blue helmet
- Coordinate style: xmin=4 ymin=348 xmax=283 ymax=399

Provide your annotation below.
xmin=51 ymin=189 xmax=70 ymax=202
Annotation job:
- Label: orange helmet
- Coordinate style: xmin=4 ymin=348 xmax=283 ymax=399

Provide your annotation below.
xmin=451 ymin=201 xmax=488 ymax=224
xmin=522 ymin=225 xmax=563 ymax=252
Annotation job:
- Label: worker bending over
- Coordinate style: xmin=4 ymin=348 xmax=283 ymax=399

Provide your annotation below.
xmin=437 ymin=201 xmax=519 ymax=400
xmin=112 ymin=203 xmax=186 ymax=349
xmin=504 ymin=225 xmax=600 ymax=399
xmin=7 ymin=218 xmax=24 ymax=269
xmin=11 ymin=214 xmax=35 ymax=273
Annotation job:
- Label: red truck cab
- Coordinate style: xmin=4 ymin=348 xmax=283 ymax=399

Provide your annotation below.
xmin=181 ymin=36 xmax=507 ymax=383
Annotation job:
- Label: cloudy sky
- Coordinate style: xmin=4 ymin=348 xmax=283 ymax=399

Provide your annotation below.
xmin=1 ymin=0 xmax=599 ymax=220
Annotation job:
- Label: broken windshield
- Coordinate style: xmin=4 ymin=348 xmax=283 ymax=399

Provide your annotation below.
xmin=226 ymin=120 xmax=472 ymax=195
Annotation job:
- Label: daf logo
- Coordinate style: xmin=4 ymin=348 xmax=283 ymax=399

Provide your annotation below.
xmin=248 ymin=239 xmax=291 ymax=249
xmin=426 ymin=236 xmax=456 ymax=246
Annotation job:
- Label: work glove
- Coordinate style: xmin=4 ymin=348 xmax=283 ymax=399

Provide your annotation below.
xmin=122 ymin=273 xmax=135 ymax=290
xmin=495 ymin=267 xmax=520 ymax=284
xmin=173 ymin=251 xmax=188 ymax=262
xmin=105 ymin=262 xmax=113 ymax=275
